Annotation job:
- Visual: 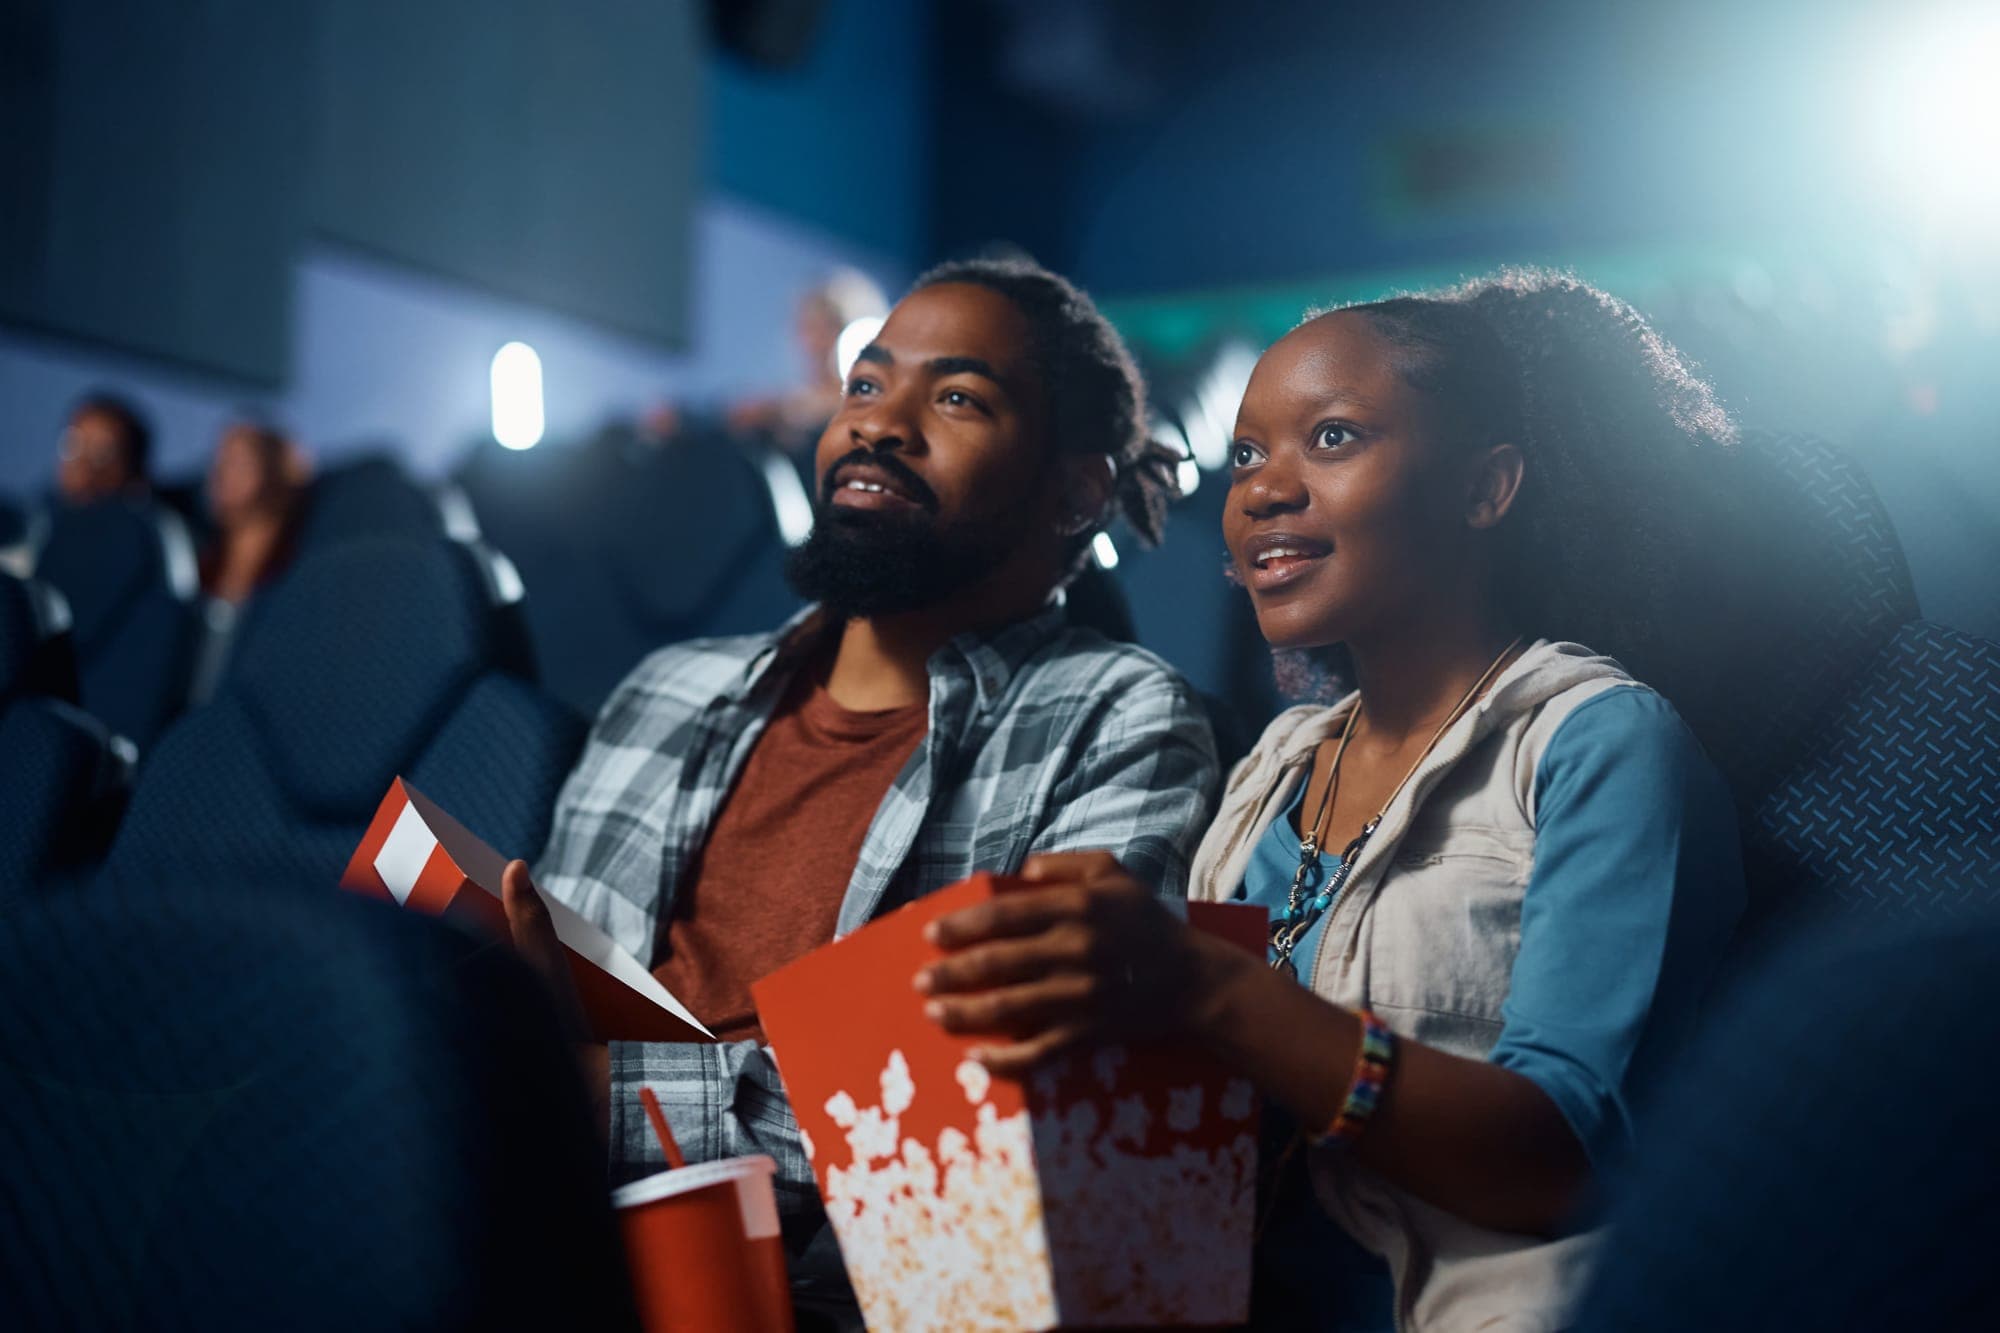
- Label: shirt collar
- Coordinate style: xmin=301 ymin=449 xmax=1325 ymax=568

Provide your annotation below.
xmin=726 ymin=598 xmax=1071 ymax=713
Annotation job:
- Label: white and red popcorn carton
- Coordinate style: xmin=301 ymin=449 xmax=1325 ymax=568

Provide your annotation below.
xmin=753 ymin=872 xmax=1266 ymax=1331
xmin=341 ymin=778 xmax=713 ymax=1045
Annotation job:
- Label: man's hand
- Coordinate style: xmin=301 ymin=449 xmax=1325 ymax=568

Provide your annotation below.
xmin=500 ymin=860 xmax=610 ymax=1132
xmin=913 ymin=851 xmax=1216 ymax=1077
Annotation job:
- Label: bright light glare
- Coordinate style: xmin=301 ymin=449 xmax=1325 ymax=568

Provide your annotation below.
xmin=835 ymin=316 xmax=885 ymax=382
xmin=1180 ymin=341 xmax=1260 ymax=470
xmin=1867 ymin=5 xmax=2000 ymax=228
xmin=491 ymin=342 xmax=545 ymax=450
xmin=1177 ymin=456 xmax=1202 ymax=497
xmin=1091 ymin=531 xmax=1120 ymax=569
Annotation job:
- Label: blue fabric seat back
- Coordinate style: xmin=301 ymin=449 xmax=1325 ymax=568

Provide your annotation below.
xmin=1745 ymin=619 xmax=2000 ymax=927
xmin=0 ymin=878 xmax=635 ymax=1332
xmin=0 ymin=699 xmax=132 ymax=896
xmin=296 ymin=453 xmax=448 ymax=552
xmin=34 ymin=499 xmax=200 ymax=747
xmin=460 ymin=429 xmax=801 ymax=716
xmin=0 ymin=572 xmax=79 ymax=703
xmin=1672 ymin=430 xmax=1920 ymax=804
xmin=103 ymin=536 xmax=583 ymax=891
xmin=1576 ymin=915 xmax=2000 ymax=1331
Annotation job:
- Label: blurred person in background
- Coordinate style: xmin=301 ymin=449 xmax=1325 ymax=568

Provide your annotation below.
xmin=638 ymin=268 xmax=893 ymax=457
xmin=55 ymin=392 xmax=153 ymax=504
xmin=919 ymin=271 xmax=1748 ymax=1332
xmin=198 ymin=419 xmax=309 ymax=605
xmin=497 ymin=256 xmax=1213 ymax=1324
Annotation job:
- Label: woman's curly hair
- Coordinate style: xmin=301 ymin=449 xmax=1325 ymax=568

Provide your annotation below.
xmin=1274 ymin=268 xmax=1738 ymax=701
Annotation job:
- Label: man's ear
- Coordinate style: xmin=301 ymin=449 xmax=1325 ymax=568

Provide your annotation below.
xmin=1053 ymin=453 xmax=1116 ymax=537
xmin=1466 ymin=442 xmax=1524 ymax=531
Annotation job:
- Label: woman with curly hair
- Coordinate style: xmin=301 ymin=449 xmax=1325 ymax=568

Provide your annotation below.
xmin=916 ymin=270 xmax=1748 ymax=1330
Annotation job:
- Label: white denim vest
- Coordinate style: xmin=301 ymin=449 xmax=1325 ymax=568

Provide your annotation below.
xmin=1191 ymin=641 xmax=1643 ymax=1333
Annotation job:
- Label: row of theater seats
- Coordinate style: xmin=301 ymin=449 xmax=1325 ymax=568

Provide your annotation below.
xmin=5 ymin=423 xmax=1997 ymax=921
xmin=0 ymin=422 xmax=1997 ymax=1325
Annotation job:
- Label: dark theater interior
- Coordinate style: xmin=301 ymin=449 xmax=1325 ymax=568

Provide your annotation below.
xmin=2 ymin=2 xmax=1998 ymax=1330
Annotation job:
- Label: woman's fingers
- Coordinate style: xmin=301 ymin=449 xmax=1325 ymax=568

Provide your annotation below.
xmin=916 ymin=926 xmax=1092 ymax=995
xmin=926 ymin=884 xmax=1089 ymax=948
xmin=972 ymin=1024 xmax=1091 ymax=1077
xmin=924 ymin=972 xmax=1101 ymax=1035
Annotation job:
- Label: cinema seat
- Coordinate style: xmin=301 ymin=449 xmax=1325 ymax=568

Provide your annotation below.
xmin=32 ymin=499 xmax=201 ymax=748
xmin=1745 ymin=618 xmax=2000 ymax=923
xmin=296 ymin=452 xmax=461 ymax=552
xmin=1677 ymin=431 xmax=2000 ymax=932
xmin=0 ymin=574 xmax=134 ymax=894
xmin=102 ymin=535 xmax=582 ymax=893
xmin=1575 ymin=915 xmax=2000 ymax=1331
xmin=0 ymin=877 xmax=636 ymax=1332
xmin=459 ymin=427 xmax=801 ymax=716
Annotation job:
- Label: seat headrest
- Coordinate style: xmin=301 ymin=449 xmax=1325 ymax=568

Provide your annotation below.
xmin=1682 ymin=430 xmax=1920 ymax=801
xmin=298 ymin=453 xmax=444 ymax=550
xmin=35 ymin=501 xmax=197 ymax=652
xmin=606 ymin=441 xmax=773 ymax=624
xmin=0 ymin=574 xmax=79 ymax=703
xmin=231 ymin=536 xmax=509 ymax=821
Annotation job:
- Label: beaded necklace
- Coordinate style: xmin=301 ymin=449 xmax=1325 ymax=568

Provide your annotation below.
xmin=1270 ymin=636 xmax=1525 ymax=979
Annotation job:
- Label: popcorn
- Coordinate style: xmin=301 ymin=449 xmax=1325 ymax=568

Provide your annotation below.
xmin=955 ymin=1058 xmax=992 ymax=1106
xmin=753 ymin=874 xmax=1266 ymax=1332
xmin=882 ymin=1049 xmax=915 ymax=1116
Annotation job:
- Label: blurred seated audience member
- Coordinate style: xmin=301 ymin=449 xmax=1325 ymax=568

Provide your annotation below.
xmin=198 ymin=420 xmax=309 ymax=605
xmin=722 ymin=268 xmax=890 ymax=454
xmin=55 ymin=392 xmax=153 ymax=505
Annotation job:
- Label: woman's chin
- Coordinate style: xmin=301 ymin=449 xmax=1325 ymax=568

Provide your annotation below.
xmin=1253 ymin=612 xmax=1344 ymax=654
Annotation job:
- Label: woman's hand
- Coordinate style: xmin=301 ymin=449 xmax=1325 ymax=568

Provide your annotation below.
xmin=914 ymin=851 xmax=1222 ymax=1076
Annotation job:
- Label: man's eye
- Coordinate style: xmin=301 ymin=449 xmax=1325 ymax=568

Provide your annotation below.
xmin=942 ymin=389 xmax=984 ymax=411
xmin=1314 ymin=423 xmax=1355 ymax=450
xmin=1229 ymin=441 xmax=1263 ymax=469
xmin=846 ymin=378 xmax=877 ymax=397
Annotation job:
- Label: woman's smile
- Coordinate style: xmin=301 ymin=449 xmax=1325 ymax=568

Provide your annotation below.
xmin=1240 ymin=530 xmax=1334 ymax=592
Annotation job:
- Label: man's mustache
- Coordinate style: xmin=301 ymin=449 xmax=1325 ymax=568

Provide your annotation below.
xmin=819 ymin=447 xmax=940 ymax=513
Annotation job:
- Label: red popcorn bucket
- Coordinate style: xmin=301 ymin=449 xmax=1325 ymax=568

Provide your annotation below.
xmin=753 ymin=873 xmax=1266 ymax=1331
xmin=612 ymin=1155 xmax=795 ymax=1333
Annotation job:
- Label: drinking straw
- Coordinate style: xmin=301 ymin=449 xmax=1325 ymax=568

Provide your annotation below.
xmin=638 ymin=1086 xmax=687 ymax=1170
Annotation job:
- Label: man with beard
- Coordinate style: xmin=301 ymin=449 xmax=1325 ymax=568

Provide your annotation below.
xmin=500 ymin=259 xmax=1218 ymax=1303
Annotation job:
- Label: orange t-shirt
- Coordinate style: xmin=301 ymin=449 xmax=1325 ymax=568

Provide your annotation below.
xmin=651 ymin=673 xmax=928 ymax=1044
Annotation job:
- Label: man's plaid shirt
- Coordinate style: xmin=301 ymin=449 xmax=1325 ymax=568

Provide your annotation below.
xmin=534 ymin=603 xmax=1220 ymax=1219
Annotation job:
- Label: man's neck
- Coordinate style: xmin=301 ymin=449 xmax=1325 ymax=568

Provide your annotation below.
xmin=821 ymin=578 xmax=1055 ymax=711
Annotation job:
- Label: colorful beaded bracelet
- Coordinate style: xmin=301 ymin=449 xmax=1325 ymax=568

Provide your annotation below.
xmin=1321 ymin=1008 xmax=1396 ymax=1146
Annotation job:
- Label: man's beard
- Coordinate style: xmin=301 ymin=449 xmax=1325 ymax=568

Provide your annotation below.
xmin=785 ymin=450 xmax=1021 ymax=618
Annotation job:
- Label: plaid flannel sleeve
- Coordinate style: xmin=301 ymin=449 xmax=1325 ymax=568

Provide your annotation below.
xmin=606 ymin=1038 xmax=821 ymax=1218
xmin=1028 ymin=673 xmax=1221 ymax=897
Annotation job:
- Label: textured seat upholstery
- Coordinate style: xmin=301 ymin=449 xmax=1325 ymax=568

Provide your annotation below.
xmin=295 ymin=453 xmax=451 ymax=552
xmin=33 ymin=499 xmax=200 ymax=748
xmin=0 ymin=573 xmax=132 ymax=896
xmin=1678 ymin=429 xmax=1922 ymax=807
xmin=0 ymin=878 xmax=635 ymax=1332
xmin=1745 ymin=619 xmax=2000 ymax=926
xmin=1576 ymin=915 xmax=2000 ymax=1331
xmin=103 ymin=536 xmax=582 ymax=892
